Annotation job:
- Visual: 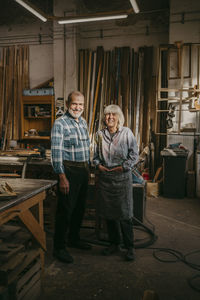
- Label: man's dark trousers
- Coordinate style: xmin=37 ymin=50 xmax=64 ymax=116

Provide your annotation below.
xmin=54 ymin=162 xmax=89 ymax=250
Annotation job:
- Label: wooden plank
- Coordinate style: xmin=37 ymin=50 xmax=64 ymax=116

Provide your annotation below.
xmin=16 ymin=259 xmax=41 ymax=291
xmin=13 ymin=46 xmax=18 ymax=140
xmin=85 ymin=50 xmax=92 ymax=124
xmin=178 ymin=46 xmax=184 ymax=133
xmin=103 ymin=51 xmax=109 ymax=107
xmin=89 ymin=53 xmax=103 ymax=136
xmin=121 ymin=47 xmax=130 ymax=126
xmin=18 ymin=275 xmax=41 ymax=300
xmin=2 ymin=101 xmax=11 ymax=151
xmin=130 ymin=48 xmax=135 ymax=132
xmin=153 ymin=167 xmax=162 ymax=182
xmin=89 ymin=51 xmax=96 ymax=130
xmin=7 ymin=47 xmax=14 ymax=144
xmin=84 ymin=49 xmax=89 ymax=103
xmin=142 ymin=47 xmax=153 ymax=147
xmin=0 ymin=173 xmax=21 ymax=178
xmin=98 ymin=49 xmax=106 ymax=132
xmin=138 ymin=49 xmax=144 ymax=151
xmin=79 ymin=49 xmax=84 ymax=93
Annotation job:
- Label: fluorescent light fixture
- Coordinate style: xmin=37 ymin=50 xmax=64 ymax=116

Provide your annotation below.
xmin=129 ymin=0 xmax=140 ymax=14
xmin=58 ymin=14 xmax=128 ymax=25
xmin=15 ymin=0 xmax=47 ymax=22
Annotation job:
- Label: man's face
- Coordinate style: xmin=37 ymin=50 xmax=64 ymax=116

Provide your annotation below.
xmin=68 ymin=94 xmax=84 ymax=120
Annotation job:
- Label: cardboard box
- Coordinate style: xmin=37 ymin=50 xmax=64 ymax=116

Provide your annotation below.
xmin=147 ymin=182 xmax=159 ymax=197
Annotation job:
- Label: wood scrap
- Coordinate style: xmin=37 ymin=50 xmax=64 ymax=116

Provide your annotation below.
xmin=0 ymin=181 xmax=17 ymax=198
xmin=153 ymin=167 xmax=163 ymax=182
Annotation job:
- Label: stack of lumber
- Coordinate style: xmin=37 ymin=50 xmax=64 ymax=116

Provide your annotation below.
xmin=78 ymin=46 xmax=154 ymax=152
xmin=0 ymin=46 xmax=29 ymax=151
xmin=0 ymin=223 xmax=41 ymax=300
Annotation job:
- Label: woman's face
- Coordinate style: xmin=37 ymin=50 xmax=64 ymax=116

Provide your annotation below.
xmin=105 ymin=113 xmax=119 ymax=131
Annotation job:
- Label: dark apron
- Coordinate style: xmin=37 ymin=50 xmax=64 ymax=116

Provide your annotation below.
xmin=97 ymin=170 xmax=133 ymax=221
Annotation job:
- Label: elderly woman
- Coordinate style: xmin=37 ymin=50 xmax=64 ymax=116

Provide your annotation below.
xmin=93 ymin=104 xmax=139 ymax=261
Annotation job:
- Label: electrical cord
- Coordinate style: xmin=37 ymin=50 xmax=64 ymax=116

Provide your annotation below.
xmin=132 ymin=215 xmax=158 ymax=248
xmin=185 ymin=250 xmax=200 ymax=292
xmin=146 ymin=247 xmax=200 ymax=292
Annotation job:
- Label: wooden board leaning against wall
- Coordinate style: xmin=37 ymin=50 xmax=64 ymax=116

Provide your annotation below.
xmin=0 ymin=46 xmax=29 ymax=150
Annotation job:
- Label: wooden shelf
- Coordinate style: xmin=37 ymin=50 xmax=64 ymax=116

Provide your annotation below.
xmin=21 ymin=95 xmax=54 ymax=147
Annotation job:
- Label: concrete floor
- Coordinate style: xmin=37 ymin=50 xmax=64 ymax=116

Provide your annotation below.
xmin=40 ymin=195 xmax=200 ymax=300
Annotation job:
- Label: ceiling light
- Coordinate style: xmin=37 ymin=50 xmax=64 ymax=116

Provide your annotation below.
xmin=129 ymin=0 xmax=140 ymax=14
xmin=15 ymin=0 xmax=47 ymax=22
xmin=58 ymin=14 xmax=128 ymax=25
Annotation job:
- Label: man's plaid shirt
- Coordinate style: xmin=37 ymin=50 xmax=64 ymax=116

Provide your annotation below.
xmin=51 ymin=111 xmax=90 ymax=174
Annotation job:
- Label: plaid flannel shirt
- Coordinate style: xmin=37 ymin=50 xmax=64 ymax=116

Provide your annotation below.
xmin=51 ymin=111 xmax=90 ymax=174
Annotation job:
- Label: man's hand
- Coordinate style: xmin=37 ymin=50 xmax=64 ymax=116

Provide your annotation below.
xmin=59 ymin=173 xmax=70 ymax=194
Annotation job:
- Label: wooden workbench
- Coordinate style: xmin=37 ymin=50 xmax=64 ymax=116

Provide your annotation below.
xmin=0 ymin=179 xmax=57 ymax=267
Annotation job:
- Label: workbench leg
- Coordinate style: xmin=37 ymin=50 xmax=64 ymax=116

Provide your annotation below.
xmin=39 ymin=197 xmax=45 ymax=273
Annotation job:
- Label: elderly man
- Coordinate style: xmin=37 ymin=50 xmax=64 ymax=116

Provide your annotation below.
xmin=51 ymin=91 xmax=91 ymax=263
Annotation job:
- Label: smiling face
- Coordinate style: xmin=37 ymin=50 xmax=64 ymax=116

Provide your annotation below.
xmin=105 ymin=113 xmax=119 ymax=133
xmin=68 ymin=94 xmax=84 ymax=120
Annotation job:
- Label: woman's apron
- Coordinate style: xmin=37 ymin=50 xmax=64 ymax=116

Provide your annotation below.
xmin=97 ymin=170 xmax=133 ymax=220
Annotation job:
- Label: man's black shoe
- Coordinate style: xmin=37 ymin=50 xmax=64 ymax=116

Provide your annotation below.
xmin=125 ymin=248 xmax=135 ymax=261
xmin=68 ymin=241 xmax=92 ymax=250
xmin=102 ymin=244 xmax=119 ymax=256
xmin=53 ymin=249 xmax=74 ymax=263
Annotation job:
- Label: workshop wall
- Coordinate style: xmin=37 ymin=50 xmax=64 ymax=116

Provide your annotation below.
xmin=29 ymin=45 xmax=53 ymax=88
xmin=78 ymin=20 xmax=168 ymax=51
xmin=169 ymin=0 xmax=200 ymax=43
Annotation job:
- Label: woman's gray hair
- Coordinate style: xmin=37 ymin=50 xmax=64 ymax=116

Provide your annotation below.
xmin=102 ymin=104 xmax=125 ymax=127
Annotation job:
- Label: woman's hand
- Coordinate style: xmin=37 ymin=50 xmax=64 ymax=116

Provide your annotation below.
xmin=109 ymin=166 xmax=123 ymax=172
xmin=59 ymin=173 xmax=70 ymax=194
xmin=98 ymin=164 xmax=110 ymax=172
xmin=98 ymin=165 xmax=123 ymax=173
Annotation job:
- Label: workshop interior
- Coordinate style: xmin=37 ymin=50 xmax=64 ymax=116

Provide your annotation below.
xmin=0 ymin=0 xmax=200 ymax=299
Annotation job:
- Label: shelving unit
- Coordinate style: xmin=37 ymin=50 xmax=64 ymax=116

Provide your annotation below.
xmin=20 ymin=95 xmax=55 ymax=147
xmin=155 ymin=44 xmax=200 ymax=136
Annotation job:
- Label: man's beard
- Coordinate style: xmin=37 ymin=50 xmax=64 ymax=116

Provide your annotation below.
xmin=68 ymin=108 xmax=83 ymax=119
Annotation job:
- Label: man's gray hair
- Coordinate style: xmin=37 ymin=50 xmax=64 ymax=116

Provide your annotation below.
xmin=102 ymin=104 xmax=125 ymax=127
